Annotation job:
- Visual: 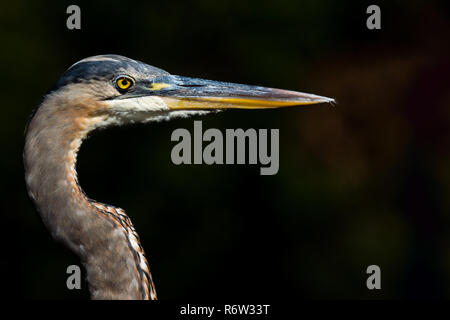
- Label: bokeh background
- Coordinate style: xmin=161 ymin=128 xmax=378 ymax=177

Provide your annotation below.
xmin=1 ymin=0 xmax=450 ymax=299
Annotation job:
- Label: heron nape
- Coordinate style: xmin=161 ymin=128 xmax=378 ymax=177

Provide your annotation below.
xmin=24 ymin=55 xmax=334 ymax=300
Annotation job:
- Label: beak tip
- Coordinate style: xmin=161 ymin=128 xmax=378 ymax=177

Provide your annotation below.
xmin=314 ymin=95 xmax=336 ymax=106
xmin=325 ymin=97 xmax=336 ymax=106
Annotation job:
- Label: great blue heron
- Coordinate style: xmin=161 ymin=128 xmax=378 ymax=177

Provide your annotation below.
xmin=24 ymin=55 xmax=334 ymax=300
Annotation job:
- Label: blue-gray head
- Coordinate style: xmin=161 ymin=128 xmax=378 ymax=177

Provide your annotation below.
xmin=38 ymin=54 xmax=333 ymax=128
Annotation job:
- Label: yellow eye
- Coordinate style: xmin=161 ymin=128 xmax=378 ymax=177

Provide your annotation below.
xmin=115 ymin=76 xmax=134 ymax=92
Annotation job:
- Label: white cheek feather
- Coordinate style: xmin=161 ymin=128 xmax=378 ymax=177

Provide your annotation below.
xmin=107 ymin=96 xmax=170 ymax=114
xmin=104 ymin=96 xmax=218 ymax=125
xmin=147 ymin=110 xmax=215 ymax=123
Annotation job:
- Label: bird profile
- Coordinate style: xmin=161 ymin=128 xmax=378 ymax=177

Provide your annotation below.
xmin=24 ymin=54 xmax=334 ymax=300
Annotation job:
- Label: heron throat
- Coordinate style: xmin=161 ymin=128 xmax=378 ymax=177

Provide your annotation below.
xmin=24 ymin=92 xmax=156 ymax=300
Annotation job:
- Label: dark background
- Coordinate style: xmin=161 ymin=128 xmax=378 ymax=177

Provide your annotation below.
xmin=1 ymin=0 xmax=450 ymax=299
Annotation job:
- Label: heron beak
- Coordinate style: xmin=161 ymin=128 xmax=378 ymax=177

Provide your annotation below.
xmin=146 ymin=75 xmax=334 ymax=110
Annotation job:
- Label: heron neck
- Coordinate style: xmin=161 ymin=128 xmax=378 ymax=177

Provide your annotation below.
xmin=24 ymin=95 xmax=154 ymax=299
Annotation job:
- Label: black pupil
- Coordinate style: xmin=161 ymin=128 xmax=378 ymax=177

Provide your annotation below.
xmin=121 ymin=79 xmax=129 ymax=86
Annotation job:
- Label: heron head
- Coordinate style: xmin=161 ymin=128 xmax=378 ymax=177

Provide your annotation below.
xmin=47 ymin=54 xmax=334 ymax=126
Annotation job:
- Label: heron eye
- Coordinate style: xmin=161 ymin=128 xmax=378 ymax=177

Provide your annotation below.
xmin=115 ymin=76 xmax=134 ymax=92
